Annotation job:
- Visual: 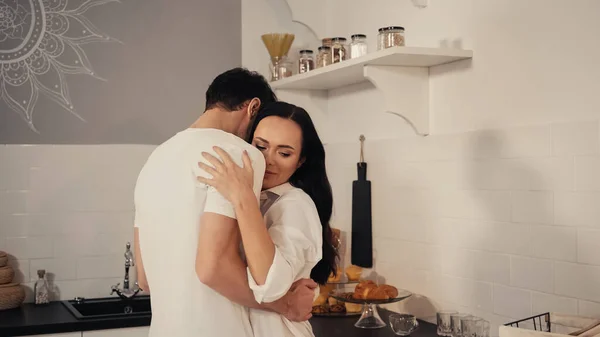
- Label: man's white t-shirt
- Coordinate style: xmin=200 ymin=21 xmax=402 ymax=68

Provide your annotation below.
xmin=133 ymin=128 xmax=265 ymax=337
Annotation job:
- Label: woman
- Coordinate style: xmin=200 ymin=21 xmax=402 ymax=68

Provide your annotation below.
xmin=196 ymin=101 xmax=337 ymax=337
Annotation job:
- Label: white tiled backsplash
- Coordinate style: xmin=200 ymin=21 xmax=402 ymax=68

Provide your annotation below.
xmin=324 ymin=120 xmax=600 ymax=332
xmin=2 ymin=120 xmax=600 ymax=334
xmin=0 ymin=144 xmax=156 ymax=301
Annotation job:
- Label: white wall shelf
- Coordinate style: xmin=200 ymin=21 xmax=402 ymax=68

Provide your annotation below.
xmin=271 ymin=46 xmax=473 ymax=136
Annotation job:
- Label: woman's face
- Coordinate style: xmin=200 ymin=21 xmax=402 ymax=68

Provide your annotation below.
xmin=252 ymin=116 xmax=304 ymax=190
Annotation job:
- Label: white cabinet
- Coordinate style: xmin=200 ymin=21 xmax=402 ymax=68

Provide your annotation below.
xmin=22 ymin=333 xmax=81 ymax=337
xmin=82 ymin=326 xmax=149 ymax=337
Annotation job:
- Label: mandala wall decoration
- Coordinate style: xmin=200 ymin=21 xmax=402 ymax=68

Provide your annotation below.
xmin=0 ymin=0 xmax=121 ymax=133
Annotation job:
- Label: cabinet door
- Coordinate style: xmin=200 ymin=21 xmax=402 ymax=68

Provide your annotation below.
xmin=82 ymin=326 xmax=149 ymax=337
xmin=22 ymin=333 xmax=82 ymax=337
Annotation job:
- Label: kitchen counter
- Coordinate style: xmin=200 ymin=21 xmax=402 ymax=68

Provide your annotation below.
xmin=311 ymin=309 xmax=437 ymax=337
xmin=0 ymin=302 xmax=150 ymax=336
xmin=0 ymin=302 xmax=436 ymax=337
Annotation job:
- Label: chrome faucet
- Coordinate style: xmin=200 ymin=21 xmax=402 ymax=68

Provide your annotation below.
xmin=111 ymin=242 xmax=142 ymax=300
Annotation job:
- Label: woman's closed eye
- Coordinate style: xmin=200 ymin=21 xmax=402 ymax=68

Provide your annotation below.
xmin=279 ymin=152 xmax=291 ymax=158
xmin=255 ymin=145 xmax=267 ymax=151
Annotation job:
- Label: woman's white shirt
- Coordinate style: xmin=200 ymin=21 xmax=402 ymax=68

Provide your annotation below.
xmin=247 ymin=182 xmax=323 ymax=337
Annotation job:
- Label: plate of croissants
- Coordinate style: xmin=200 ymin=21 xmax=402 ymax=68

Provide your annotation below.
xmin=311 ymin=280 xmax=412 ymax=317
xmin=330 ymin=280 xmax=412 ymax=305
xmin=311 ymin=287 xmax=363 ymax=316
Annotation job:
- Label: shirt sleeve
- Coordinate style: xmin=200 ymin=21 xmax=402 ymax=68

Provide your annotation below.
xmin=247 ymin=197 xmax=323 ymax=303
xmin=193 ymin=145 xmax=265 ymax=219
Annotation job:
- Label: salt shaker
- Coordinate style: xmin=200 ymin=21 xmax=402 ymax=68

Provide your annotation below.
xmin=34 ymin=269 xmax=50 ymax=305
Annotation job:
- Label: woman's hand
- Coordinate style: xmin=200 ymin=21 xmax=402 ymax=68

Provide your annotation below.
xmin=197 ymin=146 xmax=255 ymax=205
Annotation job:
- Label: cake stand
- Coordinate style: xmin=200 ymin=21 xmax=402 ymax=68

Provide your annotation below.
xmin=331 ymin=289 xmax=412 ymax=329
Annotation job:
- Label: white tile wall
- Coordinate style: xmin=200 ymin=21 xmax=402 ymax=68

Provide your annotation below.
xmin=3 ymin=119 xmax=600 ymax=330
xmin=0 ymin=144 xmax=155 ymax=302
xmin=530 ymin=224 xmax=577 ymax=262
xmin=509 ymin=256 xmax=554 ymax=293
xmin=325 ymin=120 xmax=600 ymax=335
xmin=532 ymin=292 xmax=578 ymax=316
xmin=492 ymin=285 xmax=532 ymax=319
xmin=578 ymin=300 xmax=600 ymax=317
xmin=551 ymin=121 xmax=600 ymax=156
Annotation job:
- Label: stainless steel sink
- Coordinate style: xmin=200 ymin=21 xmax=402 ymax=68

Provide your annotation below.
xmin=61 ymin=295 xmax=151 ymax=320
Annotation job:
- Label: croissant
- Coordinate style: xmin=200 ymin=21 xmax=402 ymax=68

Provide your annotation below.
xmin=353 ymin=281 xmax=377 ymax=299
xmin=378 ymin=284 xmax=398 ymax=298
xmin=352 ymin=281 xmax=399 ymax=300
xmin=354 ymin=281 xmax=375 ymax=294
xmin=367 ymin=287 xmax=390 ymax=300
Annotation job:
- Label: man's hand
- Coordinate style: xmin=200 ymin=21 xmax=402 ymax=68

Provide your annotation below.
xmin=281 ymin=278 xmax=318 ymax=322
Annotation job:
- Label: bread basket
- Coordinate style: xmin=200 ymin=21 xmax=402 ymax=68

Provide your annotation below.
xmin=0 ymin=283 xmax=25 ymax=310
xmin=0 ymin=266 xmax=15 ymax=285
xmin=0 ymin=251 xmax=7 ymax=268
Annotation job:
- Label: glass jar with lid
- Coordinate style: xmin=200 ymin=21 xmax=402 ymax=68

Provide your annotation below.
xmin=34 ymin=269 xmax=50 ymax=305
xmin=298 ymin=50 xmax=315 ymax=74
xmin=316 ymin=46 xmax=332 ymax=68
xmin=377 ymin=26 xmax=405 ymax=50
xmin=349 ymin=34 xmax=368 ymax=59
xmin=330 ymin=37 xmax=347 ymax=63
xmin=269 ymin=56 xmax=293 ymax=81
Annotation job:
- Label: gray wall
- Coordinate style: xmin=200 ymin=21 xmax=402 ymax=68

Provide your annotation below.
xmin=0 ymin=0 xmax=241 ymax=145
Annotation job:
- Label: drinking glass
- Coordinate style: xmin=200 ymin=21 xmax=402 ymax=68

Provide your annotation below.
xmin=437 ymin=311 xmax=458 ymax=336
xmin=390 ymin=313 xmax=419 ymax=336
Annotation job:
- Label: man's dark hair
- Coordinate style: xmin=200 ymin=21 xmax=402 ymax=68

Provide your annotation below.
xmin=205 ymin=67 xmax=277 ymax=112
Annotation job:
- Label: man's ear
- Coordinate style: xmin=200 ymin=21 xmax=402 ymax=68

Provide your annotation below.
xmin=247 ymin=98 xmax=261 ymax=118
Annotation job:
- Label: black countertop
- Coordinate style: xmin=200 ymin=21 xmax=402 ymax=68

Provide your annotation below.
xmin=311 ymin=310 xmax=437 ymax=337
xmin=0 ymin=302 xmax=437 ymax=337
xmin=0 ymin=302 xmax=150 ymax=337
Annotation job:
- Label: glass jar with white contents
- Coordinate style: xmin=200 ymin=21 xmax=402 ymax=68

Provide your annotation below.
xmin=349 ymin=34 xmax=368 ymax=59
xmin=377 ymin=26 xmax=405 ymax=50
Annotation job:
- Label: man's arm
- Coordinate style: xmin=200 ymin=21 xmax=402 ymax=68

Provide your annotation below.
xmin=194 ymin=212 xmax=317 ymax=321
xmin=133 ymin=227 xmax=149 ymax=292
xmin=195 ymin=212 xmax=264 ymax=309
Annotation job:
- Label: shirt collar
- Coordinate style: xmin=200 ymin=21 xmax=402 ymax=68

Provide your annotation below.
xmin=262 ymin=182 xmax=294 ymax=197
xmin=259 ymin=183 xmax=294 ymax=214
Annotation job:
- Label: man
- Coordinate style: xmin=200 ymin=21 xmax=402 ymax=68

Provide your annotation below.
xmin=132 ymin=68 xmax=317 ymax=337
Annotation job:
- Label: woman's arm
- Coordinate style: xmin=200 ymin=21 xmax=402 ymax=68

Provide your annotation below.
xmin=233 ymin=188 xmax=276 ymax=285
xmin=241 ymin=196 xmax=322 ymax=303
xmin=197 ymin=146 xmax=276 ymax=284
xmin=196 ymin=147 xmax=322 ymax=303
